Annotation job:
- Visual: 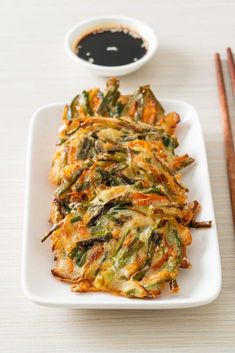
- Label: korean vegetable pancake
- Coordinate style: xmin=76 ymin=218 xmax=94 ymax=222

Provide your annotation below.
xmin=42 ymin=79 xmax=211 ymax=299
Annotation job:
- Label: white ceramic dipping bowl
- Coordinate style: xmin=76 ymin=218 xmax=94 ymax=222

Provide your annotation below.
xmin=64 ymin=16 xmax=158 ymax=77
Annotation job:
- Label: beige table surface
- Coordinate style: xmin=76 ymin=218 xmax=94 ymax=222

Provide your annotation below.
xmin=1 ymin=0 xmax=235 ymax=352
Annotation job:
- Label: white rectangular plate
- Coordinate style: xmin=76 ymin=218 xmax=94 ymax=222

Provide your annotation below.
xmin=22 ymin=100 xmax=221 ymax=309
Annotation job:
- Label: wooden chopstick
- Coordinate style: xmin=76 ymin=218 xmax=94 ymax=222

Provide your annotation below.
xmin=227 ymin=48 xmax=235 ymax=96
xmin=215 ymin=52 xmax=235 ymax=225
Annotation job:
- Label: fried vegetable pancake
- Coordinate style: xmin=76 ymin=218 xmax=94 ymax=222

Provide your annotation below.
xmin=42 ymin=79 xmax=211 ymax=299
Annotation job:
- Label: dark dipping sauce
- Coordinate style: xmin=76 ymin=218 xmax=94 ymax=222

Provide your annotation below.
xmin=75 ymin=28 xmax=147 ymax=66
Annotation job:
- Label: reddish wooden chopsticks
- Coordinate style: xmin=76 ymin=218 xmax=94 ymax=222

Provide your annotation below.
xmin=215 ymin=49 xmax=235 ymax=225
xmin=227 ymin=48 xmax=235 ymax=97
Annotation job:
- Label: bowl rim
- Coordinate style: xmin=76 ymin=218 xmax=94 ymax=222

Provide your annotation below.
xmin=64 ymin=15 xmax=158 ymax=72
